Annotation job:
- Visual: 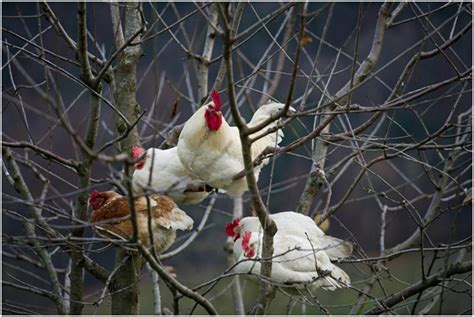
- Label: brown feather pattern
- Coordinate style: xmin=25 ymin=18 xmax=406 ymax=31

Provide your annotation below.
xmin=90 ymin=192 xmax=192 ymax=252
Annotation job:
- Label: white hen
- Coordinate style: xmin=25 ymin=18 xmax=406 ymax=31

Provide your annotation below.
xmin=231 ymin=230 xmax=350 ymax=297
xmin=231 ymin=211 xmax=353 ymax=260
xmin=177 ymin=90 xmax=293 ymax=197
xmin=132 ymin=146 xmax=211 ymax=205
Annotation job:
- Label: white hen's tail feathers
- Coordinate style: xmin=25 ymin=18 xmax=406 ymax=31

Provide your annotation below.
xmin=281 ymin=264 xmax=350 ymax=300
xmin=317 ymin=236 xmax=353 ymax=260
xmin=316 ymin=262 xmax=351 ymax=290
xmin=280 ymin=253 xmax=351 ymax=297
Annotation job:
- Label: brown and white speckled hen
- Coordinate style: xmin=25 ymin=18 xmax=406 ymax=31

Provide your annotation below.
xmin=89 ymin=191 xmax=193 ymax=253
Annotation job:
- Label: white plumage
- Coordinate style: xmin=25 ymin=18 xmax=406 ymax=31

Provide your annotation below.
xmin=177 ymin=98 xmax=292 ymax=197
xmin=233 ymin=232 xmax=351 ymax=293
xmin=132 ymin=147 xmax=210 ymax=205
xmin=227 ymin=212 xmax=352 ymax=298
xmin=239 ymin=212 xmax=353 ymax=259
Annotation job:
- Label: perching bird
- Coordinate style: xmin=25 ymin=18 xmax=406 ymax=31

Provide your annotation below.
xmin=131 ymin=145 xmax=211 ymax=205
xmin=177 ymin=89 xmax=294 ymax=197
xmin=230 ymin=230 xmax=351 ymax=296
xmin=89 ymin=190 xmax=193 ymax=253
xmin=226 ymin=211 xmax=353 ymax=260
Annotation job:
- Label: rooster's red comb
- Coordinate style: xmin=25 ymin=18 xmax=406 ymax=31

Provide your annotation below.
xmin=210 ymin=89 xmax=221 ymax=111
xmin=132 ymin=145 xmax=145 ymax=161
xmin=241 ymin=231 xmax=252 ymax=250
xmin=225 ymin=218 xmax=240 ymax=237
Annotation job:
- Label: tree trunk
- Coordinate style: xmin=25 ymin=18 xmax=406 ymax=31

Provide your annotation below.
xmin=110 ymin=2 xmax=144 ymax=314
xmin=112 ymin=2 xmax=143 ymax=153
xmin=110 ymin=249 xmax=143 ymax=314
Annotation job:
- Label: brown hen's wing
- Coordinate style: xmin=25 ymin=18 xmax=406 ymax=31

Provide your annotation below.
xmin=135 ymin=195 xmax=194 ymax=231
xmin=91 ymin=196 xmax=132 ymax=239
xmin=90 ymin=196 xmax=131 ymax=223
xmin=135 ymin=195 xmax=176 ymax=217
xmin=97 ymin=222 xmax=133 ymax=241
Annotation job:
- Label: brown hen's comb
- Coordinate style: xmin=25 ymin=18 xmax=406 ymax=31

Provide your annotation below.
xmin=132 ymin=145 xmax=145 ymax=161
xmin=210 ymin=89 xmax=221 ymax=111
xmin=89 ymin=190 xmax=100 ymax=203
xmin=225 ymin=218 xmax=240 ymax=237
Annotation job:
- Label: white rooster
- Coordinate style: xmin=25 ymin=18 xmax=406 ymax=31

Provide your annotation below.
xmin=225 ymin=213 xmax=352 ymax=297
xmin=226 ymin=212 xmax=353 ymax=260
xmin=177 ymin=90 xmax=294 ymax=197
xmin=131 ymin=145 xmax=211 ymax=205
xmin=233 ymin=231 xmax=350 ymax=295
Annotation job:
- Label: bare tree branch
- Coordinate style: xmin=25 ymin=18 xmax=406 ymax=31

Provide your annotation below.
xmin=365 ymin=261 xmax=472 ymax=314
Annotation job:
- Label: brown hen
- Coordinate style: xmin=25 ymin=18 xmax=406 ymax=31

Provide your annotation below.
xmin=89 ymin=191 xmax=193 ymax=253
